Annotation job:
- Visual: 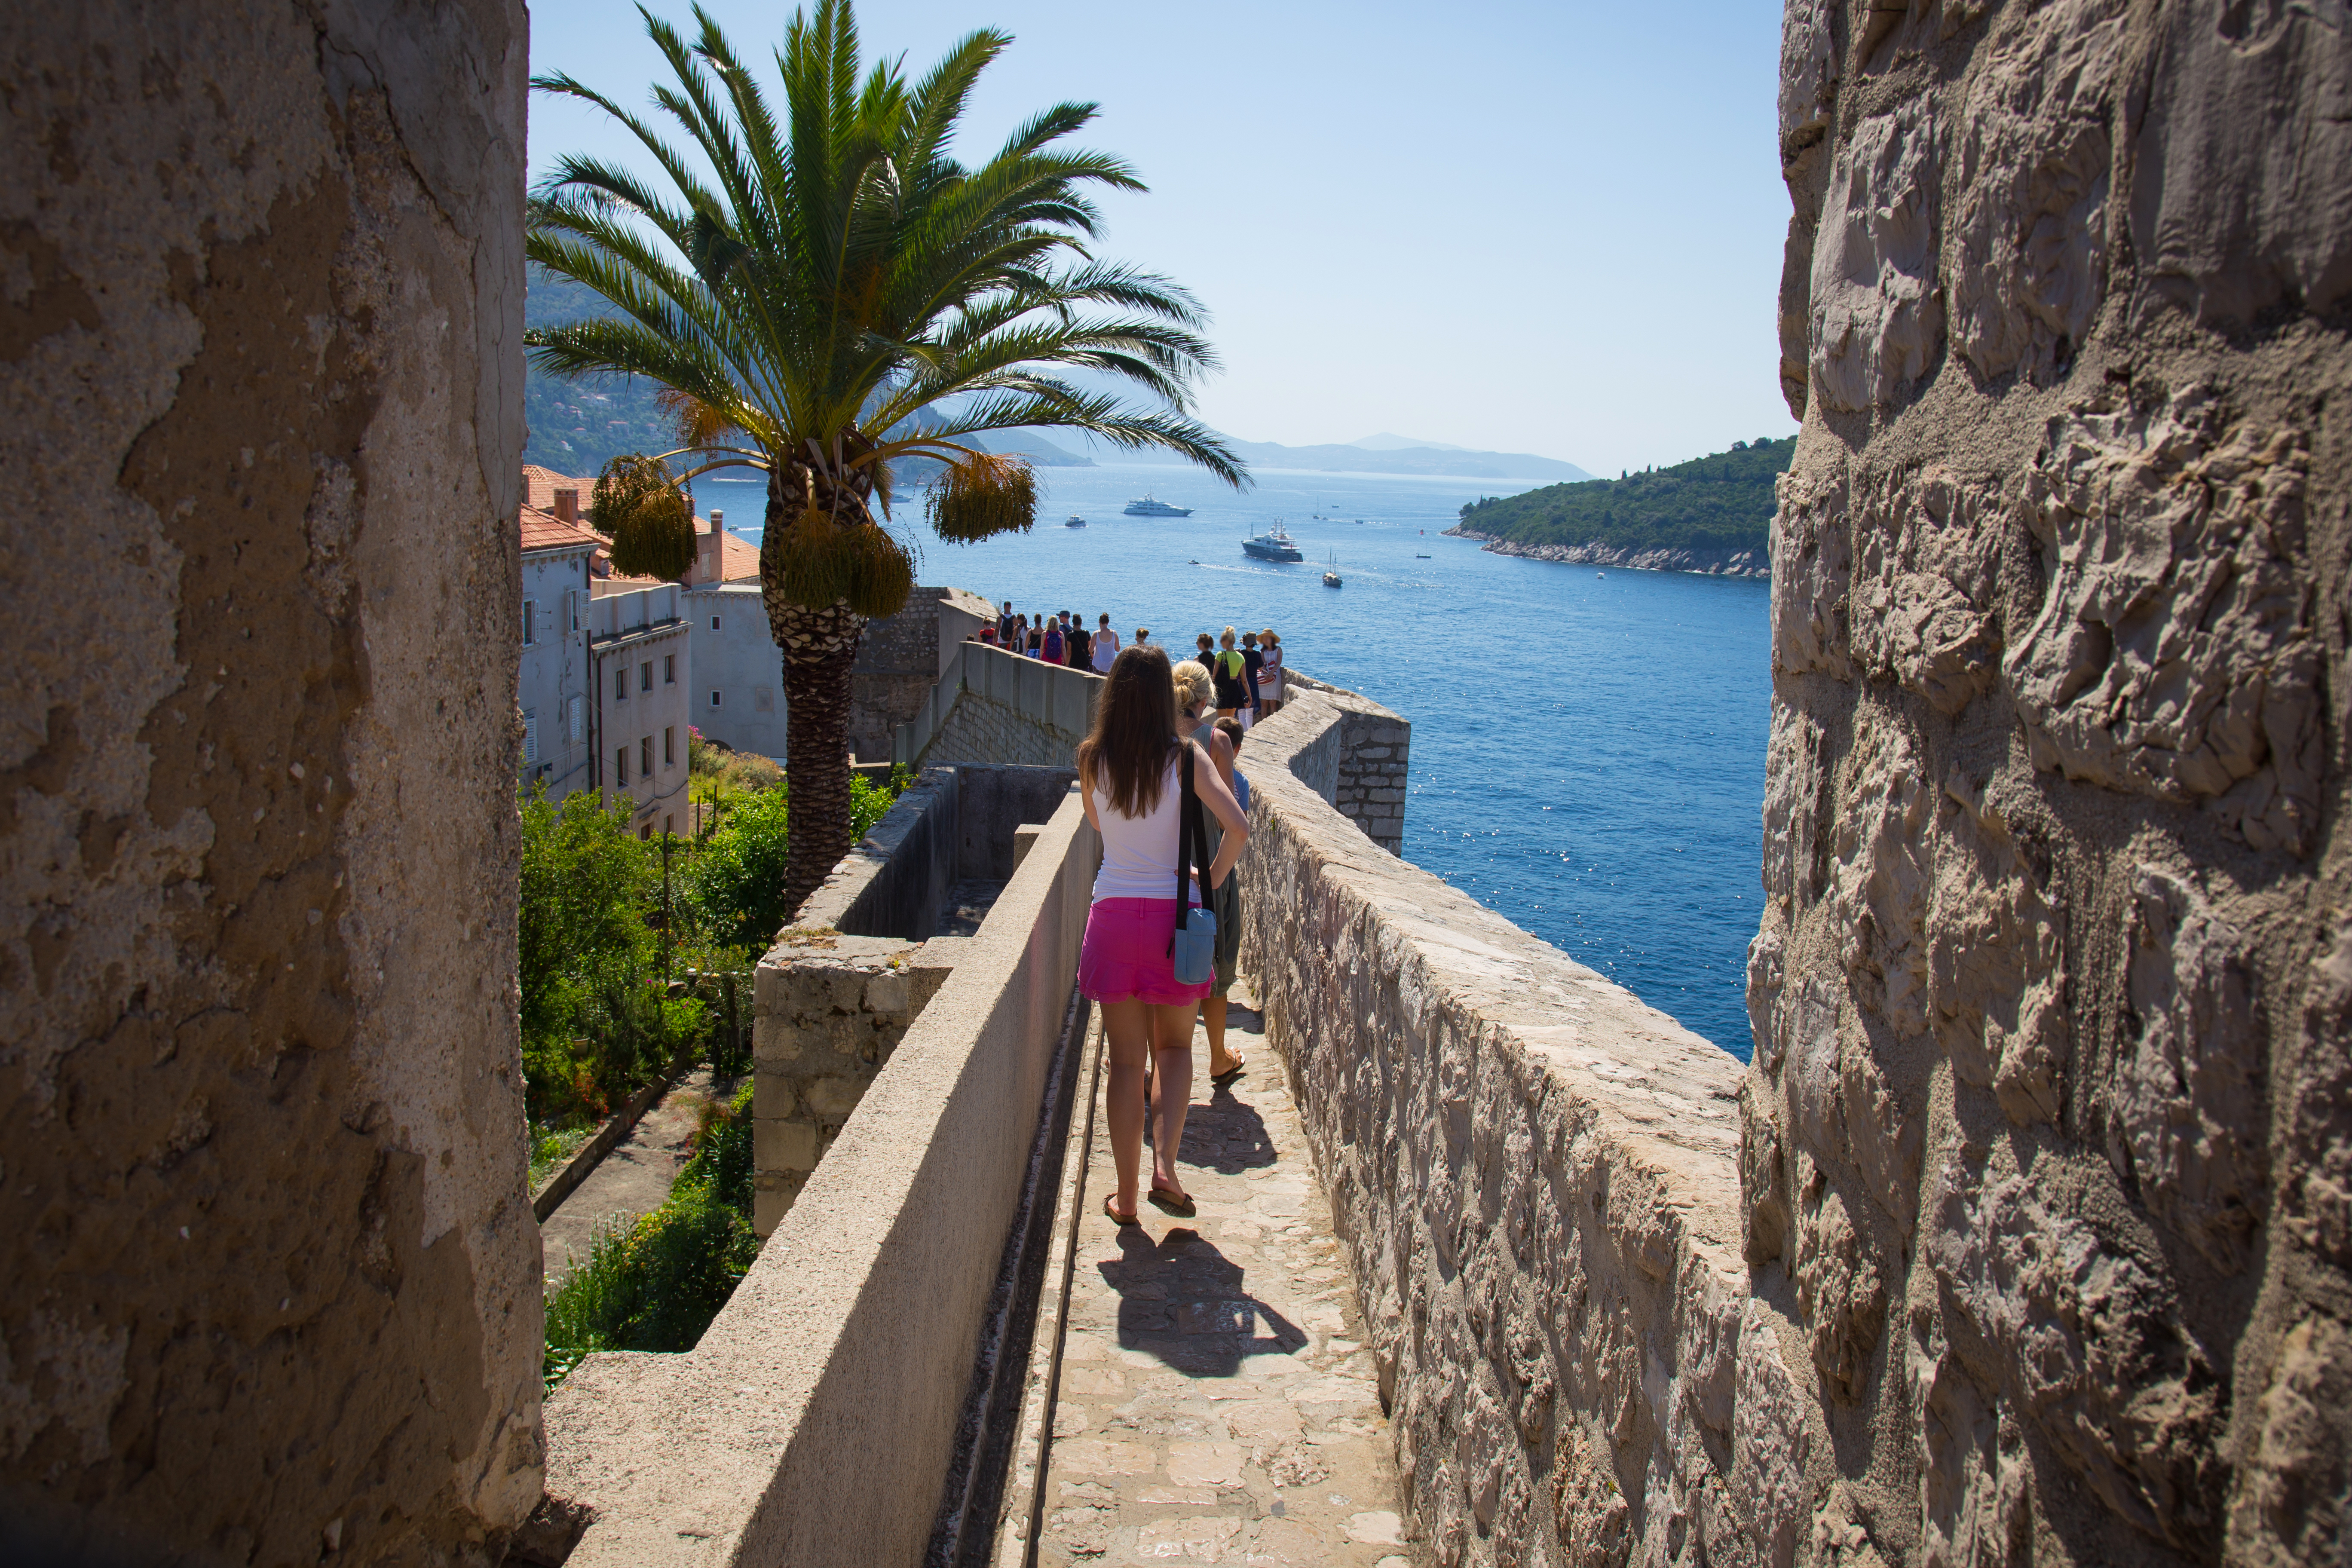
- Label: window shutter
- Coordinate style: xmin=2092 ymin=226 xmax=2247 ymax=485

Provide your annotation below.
xmin=568 ymin=694 xmax=584 ymax=743
xmin=522 ymin=600 xmax=536 ymax=646
xmin=522 ymin=709 xmax=539 ymax=765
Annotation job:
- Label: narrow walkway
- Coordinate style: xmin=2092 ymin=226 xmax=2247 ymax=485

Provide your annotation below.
xmin=1032 ymin=986 xmax=1415 ymax=1566
xmin=538 ymin=1064 xmax=726 ymax=1288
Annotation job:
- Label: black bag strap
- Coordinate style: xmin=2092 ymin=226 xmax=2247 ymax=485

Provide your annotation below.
xmin=1169 ymin=741 xmax=1209 ymax=954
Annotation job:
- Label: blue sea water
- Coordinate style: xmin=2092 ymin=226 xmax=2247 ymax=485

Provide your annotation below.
xmin=697 ymin=462 xmax=1767 ymax=1059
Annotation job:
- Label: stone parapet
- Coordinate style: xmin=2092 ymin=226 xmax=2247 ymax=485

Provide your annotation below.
xmin=1270 ymin=671 xmax=1411 ymax=854
xmin=540 ymin=790 xmax=1100 ymax=1565
xmin=894 ymin=641 xmax=1102 ymax=770
xmin=1237 ymin=695 xmax=1789 ymax=1567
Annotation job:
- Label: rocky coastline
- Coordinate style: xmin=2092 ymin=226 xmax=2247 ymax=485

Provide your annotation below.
xmin=1441 ymin=524 xmax=1770 ymax=578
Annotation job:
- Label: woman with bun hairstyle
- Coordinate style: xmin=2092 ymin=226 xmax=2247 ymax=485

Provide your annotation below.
xmin=1078 ymin=644 xmax=1249 ymax=1224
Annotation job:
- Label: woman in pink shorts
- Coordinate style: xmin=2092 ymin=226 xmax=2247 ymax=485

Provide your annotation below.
xmin=1078 ymin=644 xmax=1249 ymax=1225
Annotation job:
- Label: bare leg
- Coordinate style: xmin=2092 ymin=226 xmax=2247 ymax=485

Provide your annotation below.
xmin=1146 ymin=1001 xmax=1196 ymax=1198
xmin=1102 ymin=998 xmax=1152 ymax=1218
xmin=1202 ymin=993 xmax=1241 ymax=1077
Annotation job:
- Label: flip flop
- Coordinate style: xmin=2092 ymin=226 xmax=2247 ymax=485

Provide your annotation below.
xmin=1210 ymin=1053 xmax=1247 ymax=1086
xmin=1103 ymin=1194 xmax=1139 ymax=1227
xmin=1148 ymin=1182 xmax=1196 ymax=1217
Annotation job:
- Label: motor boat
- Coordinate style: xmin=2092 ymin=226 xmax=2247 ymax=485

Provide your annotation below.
xmin=1064 ymin=514 xmax=1086 ymax=527
xmin=1123 ymin=493 xmax=1191 ymax=517
xmin=1241 ymin=521 xmax=1303 ymax=562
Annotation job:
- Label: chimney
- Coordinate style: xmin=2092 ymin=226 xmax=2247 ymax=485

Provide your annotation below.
xmin=711 ymin=509 xmax=724 ymax=535
xmin=553 ymin=487 xmax=579 ymax=524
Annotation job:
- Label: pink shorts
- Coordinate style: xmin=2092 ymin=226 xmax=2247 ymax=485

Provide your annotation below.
xmin=1080 ymin=897 xmax=1212 ymax=1007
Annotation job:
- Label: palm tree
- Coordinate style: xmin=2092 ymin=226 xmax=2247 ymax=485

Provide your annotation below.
xmin=527 ymin=0 xmax=1243 ymax=917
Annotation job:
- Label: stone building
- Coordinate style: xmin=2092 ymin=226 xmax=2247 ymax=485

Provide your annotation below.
xmin=848 ymin=584 xmax=996 ymax=763
xmin=1 ymin=2 xmax=539 ymax=1561
xmin=684 ymin=581 xmax=790 ymax=761
xmin=588 ymin=584 xmax=695 ymax=838
xmin=519 ymin=502 xmax=601 ymax=803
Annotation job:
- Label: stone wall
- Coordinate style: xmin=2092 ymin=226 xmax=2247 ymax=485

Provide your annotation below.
xmin=1748 ymin=4 xmax=2352 ymax=1564
xmin=849 ymin=584 xmax=994 ymax=763
xmin=1280 ymin=671 xmax=1411 ymax=854
xmin=0 ymin=4 xmax=538 ymax=1562
xmin=1237 ymin=696 xmax=1787 ymax=1568
xmin=898 ymin=640 xmax=1102 ymax=770
xmin=541 ymin=790 xmax=1101 ymax=1566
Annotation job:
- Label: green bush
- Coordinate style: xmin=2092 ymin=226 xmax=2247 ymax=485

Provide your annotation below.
xmin=683 ymin=781 xmax=793 ymax=949
xmin=543 ymin=1083 xmax=756 ymax=1386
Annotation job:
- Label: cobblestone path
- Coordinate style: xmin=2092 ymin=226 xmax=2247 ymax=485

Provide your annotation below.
xmin=1029 ymin=987 xmax=1416 ymax=1566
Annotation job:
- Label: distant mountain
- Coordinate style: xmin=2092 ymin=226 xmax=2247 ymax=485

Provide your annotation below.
xmin=1445 ymin=436 xmax=1795 ymax=578
xmin=1066 ymin=429 xmax=1592 ymax=482
xmin=1349 ymin=432 xmax=1467 ymax=452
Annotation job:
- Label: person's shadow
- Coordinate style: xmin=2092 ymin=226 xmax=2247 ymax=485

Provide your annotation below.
xmin=1098 ymin=1229 xmax=1308 ymax=1378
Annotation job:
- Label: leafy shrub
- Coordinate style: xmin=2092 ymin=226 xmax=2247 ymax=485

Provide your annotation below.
xmin=543 ymin=1083 xmax=756 ymax=1386
xmin=683 ymin=781 xmax=793 ymax=949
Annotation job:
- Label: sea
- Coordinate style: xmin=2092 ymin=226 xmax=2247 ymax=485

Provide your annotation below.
xmin=693 ymin=461 xmax=1767 ymax=1060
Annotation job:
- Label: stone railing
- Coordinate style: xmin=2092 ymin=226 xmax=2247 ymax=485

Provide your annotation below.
xmin=536 ymin=787 xmax=1099 ymax=1565
xmin=751 ymin=763 xmax=1078 ymax=1234
xmin=1236 ymin=689 xmax=1800 ymax=1568
xmin=893 ymin=641 xmax=1102 ymax=769
xmin=1268 ymin=670 xmax=1410 ymax=854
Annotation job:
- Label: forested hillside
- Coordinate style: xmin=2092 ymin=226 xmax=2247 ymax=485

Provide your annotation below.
xmin=523 ymin=270 xmax=677 ymax=476
xmin=1452 ymin=436 xmax=1795 ymax=554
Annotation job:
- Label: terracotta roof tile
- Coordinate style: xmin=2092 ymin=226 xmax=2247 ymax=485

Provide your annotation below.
xmin=519 ymin=504 xmax=603 ymax=555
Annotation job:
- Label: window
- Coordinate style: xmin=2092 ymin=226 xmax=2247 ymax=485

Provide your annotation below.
xmin=709 ymin=689 xmax=723 ymax=708
xmin=663 ymin=726 xmax=675 ymax=767
xmin=640 ymin=662 xmax=652 ymax=693
xmin=663 ymin=653 xmax=675 ymax=685
xmin=615 ymin=668 xmax=628 ymax=701
xmin=522 ymin=709 xmax=539 ymax=765
xmin=616 ymin=747 xmax=628 ymax=786
xmin=521 ymin=599 xmax=536 ymax=646
xmin=640 ymin=736 xmax=652 ymax=777
xmin=566 ymin=588 xmax=581 ymax=632
xmin=567 ymin=694 xmax=584 ymax=743
xmin=640 ymin=821 xmax=653 ymax=840
xmin=710 ymin=614 xmax=722 ymax=632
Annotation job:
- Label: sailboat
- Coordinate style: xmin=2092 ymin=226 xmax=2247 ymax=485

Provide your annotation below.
xmin=1323 ymin=550 xmax=1343 ymax=588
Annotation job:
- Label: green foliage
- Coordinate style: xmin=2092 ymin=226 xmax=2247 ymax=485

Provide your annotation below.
xmin=1457 ymin=436 xmax=1797 ymax=554
xmin=543 ymin=1083 xmax=757 ymax=1387
xmin=592 ymin=453 xmax=697 ymax=579
xmin=850 ymin=767 xmax=910 ymax=840
xmin=518 ymin=786 xmax=708 ymax=1120
xmin=683 ymin=780 xmax=794 ymax=949
xmin=527 ymin=1120 xmax=592 ymax=1189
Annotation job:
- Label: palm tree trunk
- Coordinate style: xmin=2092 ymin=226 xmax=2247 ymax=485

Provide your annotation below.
xmin=775 ymin=602 xmax=862 ymax=919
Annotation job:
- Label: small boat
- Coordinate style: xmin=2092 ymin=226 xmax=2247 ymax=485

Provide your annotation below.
xmin=1323 ymin=550 xmax=1343 ymax=588
xmin=1124 ymin=493 xmax=1191 ymax=517
xmin=1064 ymin=514 xmax=1086 ymax=528
xmin=1241 ymin=521 xmax=1303 ymax=562
xmin=1596 ymin=571 xmax=1605 ymax=579
xmin=1415 ymin=553 xmax=1431 ymax=559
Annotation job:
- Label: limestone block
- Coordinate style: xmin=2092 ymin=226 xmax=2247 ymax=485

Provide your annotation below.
xmin=1827 ymin=721 xmax=1932 ymax=1038
xmin=1948 ymin=0 xmax=2125 ymax=383
xmin=1794 ymin=1188 xmax=1882 ymax=1405
xmin=1924 ymin=1159 xmax=2220 ymax=1549
xmin=2229 ymin=1311 xmax=2352 ymax=1566
xmin=801 ymin=1076 xmax=867 ymax=1116
xmin=2284 ymin=916 xmax=2352 ymax=1266
xmin=1760 ymin=707 xmax=1829 ymax=913
xmin=1808 ymin=97 xmax=1943 ymax=413
xmin=1847 ymin=468 xmax=2003 ymax=717
xmin=2004 ymin=392 xmax=2320 ymax=853
xmin=1770 ymin=460 xmax=1851 ymax=678
xmin=1924 ymin=790 xmax=2067 ymax=1124
xmin=2117 ymin=865 xmax=2265 ymax=1274
xmin=754 ymin=1117 xmax=820 ymax=1174
xmin=1778 ymin=0 xmax=1836 ymax=153
xmin=1731 ymin=1304 xmax=1809 ymax=1568
xmin=864 ymin=971 xmax=910 ymax=1014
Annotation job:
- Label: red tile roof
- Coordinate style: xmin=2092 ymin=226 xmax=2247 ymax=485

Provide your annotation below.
xmin=519 ymin=504 xmax=603 ymax=555
xmin=523 ymin=462 xmax=758 ymax=582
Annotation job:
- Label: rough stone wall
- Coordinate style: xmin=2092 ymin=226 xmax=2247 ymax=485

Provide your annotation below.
xmin=1237 ymin=697 xmax=1786 ymax=1568
xmin=925 ymin=689 xmax=1086 ymax=770
xmin=1275 ymin=672 xmax=1411 ymax=853
xmin=0 ymin=6 xmax=537 ymax=1562
xmin=1749 ymin=4 xmax=2352 ymax=1564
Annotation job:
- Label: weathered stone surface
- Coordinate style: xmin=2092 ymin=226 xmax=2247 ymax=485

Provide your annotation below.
xmin=1237 ymin=696 xmax=1781 ymax=1568
xmin=1756 ymin=3 xmax=2352 ymax=1559
xmin=0 ymin=3 xmax=536 ymax=1559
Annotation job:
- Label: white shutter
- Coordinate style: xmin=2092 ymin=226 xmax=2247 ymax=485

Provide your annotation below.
xmin=567 ymin=694 xmax=584 ymax=743
xmin=523 ymin=709 xmax=539 ymax=764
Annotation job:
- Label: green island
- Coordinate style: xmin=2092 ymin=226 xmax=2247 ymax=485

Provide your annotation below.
xmin=1446 ymin=434 xmax=1795 ymax=576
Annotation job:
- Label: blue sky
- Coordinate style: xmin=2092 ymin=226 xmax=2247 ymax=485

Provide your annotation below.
xmin=526 ymin=1 xmax=1797 ymax=476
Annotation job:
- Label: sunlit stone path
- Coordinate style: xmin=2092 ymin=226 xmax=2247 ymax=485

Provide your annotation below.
xmin=1023 ymin=985 xmax=1416 ymax=1566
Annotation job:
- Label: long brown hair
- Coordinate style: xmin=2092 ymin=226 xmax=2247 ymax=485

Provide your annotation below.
xmin=1077 ymin=644 xmax=1177 ymax=817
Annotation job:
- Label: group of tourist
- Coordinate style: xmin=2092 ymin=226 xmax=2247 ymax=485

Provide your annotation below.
xmin=981 ymin=603 xmax=1289 ymax=721
xmin=1073 ymin=640 xmax=1272 ymax=1227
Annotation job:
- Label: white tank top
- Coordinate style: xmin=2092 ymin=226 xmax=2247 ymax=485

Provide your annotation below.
xmin=1092 ymin=631 xmax=1120 ymax=672
xmin=1090 ymin=749 xmax=1199 ymax=902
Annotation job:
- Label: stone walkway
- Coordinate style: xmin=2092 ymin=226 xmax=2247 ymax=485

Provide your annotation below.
xmin=1031 ymin=987 xmax=1416 ymax=1566
xmin=539 ymin=1065 xmax=735 ymax=1289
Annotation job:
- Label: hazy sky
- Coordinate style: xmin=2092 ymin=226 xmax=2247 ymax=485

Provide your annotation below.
xmin=526 ymin=1 xmax=1797 ymax=475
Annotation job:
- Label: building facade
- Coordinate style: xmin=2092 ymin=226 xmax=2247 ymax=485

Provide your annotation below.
xmin=588 ymin=584 xmax=695 ymax=837
xmin=684 ymin=581 xmax=790 ymax=761
xmin=518 ymin=502 xmax=601 ymax=804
